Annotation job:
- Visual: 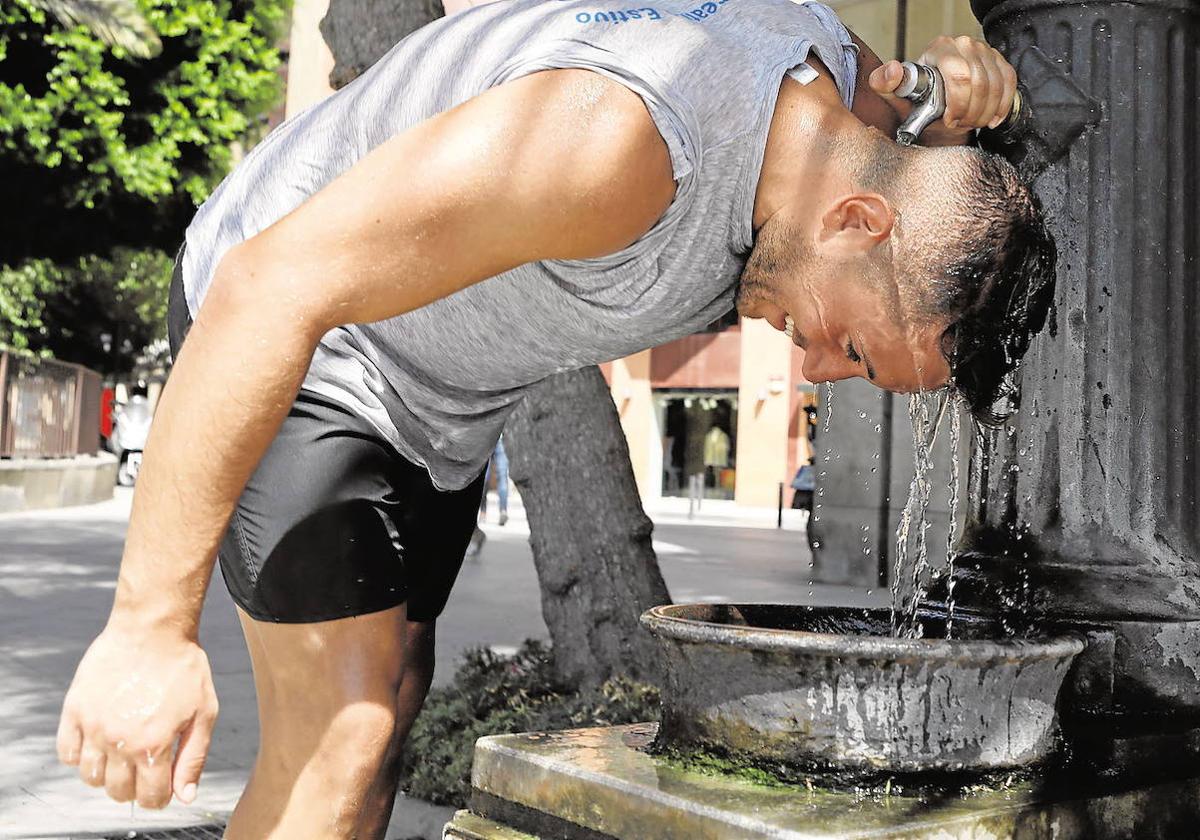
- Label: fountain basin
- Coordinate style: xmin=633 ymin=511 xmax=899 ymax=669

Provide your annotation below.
xmin=641 ymin=603 xmax=1086 ymax=775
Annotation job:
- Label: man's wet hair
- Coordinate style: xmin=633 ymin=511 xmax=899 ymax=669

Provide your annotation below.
xmin=920 ymin=151 xmax=1057 ymax=425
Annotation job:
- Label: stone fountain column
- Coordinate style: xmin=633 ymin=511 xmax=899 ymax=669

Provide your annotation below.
xmin=955 ymin=0 xmax=1200 ymax=738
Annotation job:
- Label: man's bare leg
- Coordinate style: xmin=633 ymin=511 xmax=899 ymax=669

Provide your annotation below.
xmin=224 ymin=605 xmax=410 ymax=840
xmin=354 ymin=620 xmax=438 ymax=839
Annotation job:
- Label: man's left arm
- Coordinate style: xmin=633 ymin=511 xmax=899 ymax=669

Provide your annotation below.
xmin=846 ymin=30 xmax=1018 ymax=147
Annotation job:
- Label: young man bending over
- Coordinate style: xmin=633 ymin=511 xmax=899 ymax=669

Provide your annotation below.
xmin=58 ymin=1 xmax=1054 ymax=836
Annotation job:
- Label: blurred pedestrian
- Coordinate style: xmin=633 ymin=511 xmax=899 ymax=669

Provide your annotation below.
xmin=480 ymin=436 xmax=510 ymax=526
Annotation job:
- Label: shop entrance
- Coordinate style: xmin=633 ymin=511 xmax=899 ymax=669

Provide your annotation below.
xmin=655 ymin=390 xmax=738 ymax=500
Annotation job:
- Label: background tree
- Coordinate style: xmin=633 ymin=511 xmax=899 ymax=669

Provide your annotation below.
xmin=0 ymin=0 xmax=287 ymax=371
xmin=321 ymin=0 xmax=673 ymax=689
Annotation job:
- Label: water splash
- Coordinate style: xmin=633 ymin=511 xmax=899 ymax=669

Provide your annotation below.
xmin=823 ymin=381 xmax=836 ymax=434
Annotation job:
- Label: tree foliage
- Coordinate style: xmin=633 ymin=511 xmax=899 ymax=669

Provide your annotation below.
xmin=0 ymin=247 xmax=172 ymax=372
xmin=398 ymin=640 xmax=659 ymax=807
xmin=0 ymin=0 xmax=287 ymax=264
xmin=0 ymin=0 xmax=287 ymax=369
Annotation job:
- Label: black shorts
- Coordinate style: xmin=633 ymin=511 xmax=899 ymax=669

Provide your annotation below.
xmin=168 ymin=246 xmax=485 ymax=623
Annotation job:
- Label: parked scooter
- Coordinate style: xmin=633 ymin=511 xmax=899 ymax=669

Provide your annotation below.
xmin=111 ymin=394 xmax=153 ymax=486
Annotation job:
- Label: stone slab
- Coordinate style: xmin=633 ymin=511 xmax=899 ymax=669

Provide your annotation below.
xmin=0 ymin=453 xmax=117 ymax=513
xmin=464 ymin=723 xmax=1200 ymax=839
xmin=444 ymin=811 xmax=539 ymax=840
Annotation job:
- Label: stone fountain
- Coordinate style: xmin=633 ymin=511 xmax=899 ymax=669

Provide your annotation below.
xmin=944 ymin=0 xmax=1200 ymax=777
xmin=443 ymin=0 xmax=1200 ymax=835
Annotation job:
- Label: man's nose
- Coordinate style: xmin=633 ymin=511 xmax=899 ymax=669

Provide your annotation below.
xmin=801 ymin=348 xmax=860 ymax=385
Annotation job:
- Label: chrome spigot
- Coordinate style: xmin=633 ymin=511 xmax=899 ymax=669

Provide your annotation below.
xmin=895 ymin=62 xmax=946 ymax=146
xmin=894 ymin=60 xmax=1025 ymax=146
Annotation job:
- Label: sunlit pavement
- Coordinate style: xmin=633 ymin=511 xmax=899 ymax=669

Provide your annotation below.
xmin=0 ymin=487 xmax=885 ymax=839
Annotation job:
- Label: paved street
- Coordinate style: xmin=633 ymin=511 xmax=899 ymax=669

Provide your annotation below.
xmin=0 ymin=489 xmax=885 ymax=839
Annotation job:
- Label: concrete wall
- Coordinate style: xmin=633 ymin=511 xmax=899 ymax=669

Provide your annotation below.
xmin=829 ymin=0 xmax=982 ymax=60
xmin=0 ymin=454 xmax=118 ymax=514
xmin=610 ymin=351 xmax=658 ymax=500
xmin=733 ymin=319 xmax=794 ymax=508
xmin=284 ymin=0 xmax=335 ymax=118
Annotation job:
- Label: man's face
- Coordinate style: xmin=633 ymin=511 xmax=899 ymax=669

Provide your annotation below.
xmin=736 ymin=216 xmax=951 ymax=393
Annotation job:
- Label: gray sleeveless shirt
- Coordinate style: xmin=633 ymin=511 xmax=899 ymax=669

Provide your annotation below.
xmin=181 ymin=0 xmax=858 ymax=489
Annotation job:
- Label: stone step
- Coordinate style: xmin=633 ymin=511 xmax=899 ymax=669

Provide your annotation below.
xmin=462 ymin=723 xmax=1200 ymax=840
xmin=443 ymin=810 xmax=539 ymax=840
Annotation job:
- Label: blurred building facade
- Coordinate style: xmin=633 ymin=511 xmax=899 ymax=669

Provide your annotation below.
xmin=281 ymin=0 xmax=979 ymax=510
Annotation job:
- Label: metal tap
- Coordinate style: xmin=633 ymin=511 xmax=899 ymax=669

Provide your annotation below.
xmin=894 ymin=62 xmax=946 ymax=145
xmin=894 ymin=61 xmax=1024 ymax=146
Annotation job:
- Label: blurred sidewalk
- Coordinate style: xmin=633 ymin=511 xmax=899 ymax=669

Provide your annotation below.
xmin=479 ymin=483 xmax=808 ymax=535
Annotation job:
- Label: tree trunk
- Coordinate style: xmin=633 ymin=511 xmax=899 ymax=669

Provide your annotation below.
xmin=319 ymin=1 xmax=672 ymax=689
xmin=505 ymin=367 xmax=671 ymax=689
xmin=321 ymin=0 xmax=444 ymax=89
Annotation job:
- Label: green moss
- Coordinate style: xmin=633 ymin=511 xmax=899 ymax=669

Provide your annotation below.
xmin=656 ymin=744 xmax=1034 ymax=800
xmin=659 ymin=749 xmax=803 ymax=789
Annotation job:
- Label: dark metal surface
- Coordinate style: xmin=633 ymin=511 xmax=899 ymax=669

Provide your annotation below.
xmin=951 ymin=0 xmax=1200 ymax=726
xmin=642 ymin=603 xmax=1084 ymax=773
xmin=978 ymin=46 xmax=1101 ymax=179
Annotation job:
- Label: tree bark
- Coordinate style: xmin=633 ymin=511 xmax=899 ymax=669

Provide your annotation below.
xmin=505 ymin=367 xmax=671 ymax=689
xmin=321 ymin=0 xmax=444 ymax=89
xmin=319 ymin=1 xmax=672 ymax=689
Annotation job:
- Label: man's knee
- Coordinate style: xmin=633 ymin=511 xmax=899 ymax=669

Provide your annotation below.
xmin=330 ymin=701 xmax=397 ymax=754
xmin=313 ymin=703 xmax=399 ymax=828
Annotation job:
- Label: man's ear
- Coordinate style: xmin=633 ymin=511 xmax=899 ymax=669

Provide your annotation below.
xmin=819 ymin=193 xmax=895 ymax=254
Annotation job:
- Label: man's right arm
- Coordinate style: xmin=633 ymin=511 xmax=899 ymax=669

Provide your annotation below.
xmin=57 ymin=66 xmax=676 ymax=809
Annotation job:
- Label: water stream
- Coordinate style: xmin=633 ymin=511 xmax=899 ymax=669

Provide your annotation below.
xmin=944 ymin=404 xmax=962 ymax=637
xmin=890 ymin=393 xmax=935 ymax=638
xmin=889 ymin=391 xmax=964 ymax=639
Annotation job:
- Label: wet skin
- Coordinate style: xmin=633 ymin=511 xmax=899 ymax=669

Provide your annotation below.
xmin=736 ymin=199 xmax=952 ymax=393
xmin=739 ymin=40 xmax=1018 ymax=394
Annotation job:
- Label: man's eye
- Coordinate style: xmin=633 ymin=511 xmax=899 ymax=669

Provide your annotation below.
xmin=846 ymin=343 xmax=862 ymax=364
